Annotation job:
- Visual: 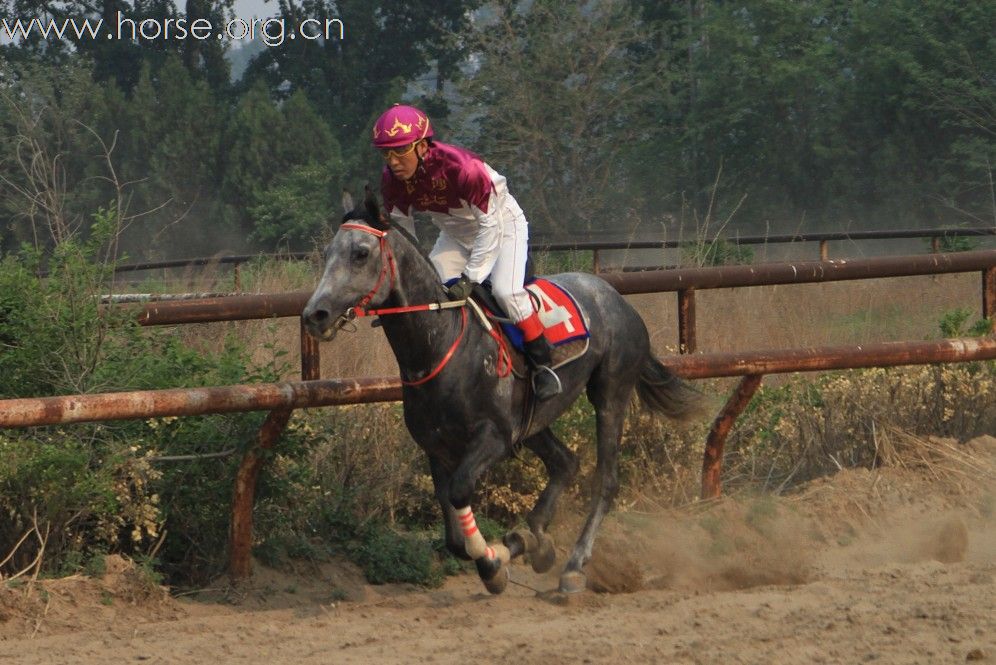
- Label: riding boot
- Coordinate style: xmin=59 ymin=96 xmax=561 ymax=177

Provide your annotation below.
xmin=523 ymin=335 xmax=563 ymax=401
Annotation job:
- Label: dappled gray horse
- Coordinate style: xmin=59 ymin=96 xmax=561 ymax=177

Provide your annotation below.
xmin=302 ymin=196 xmax=701 ymax=594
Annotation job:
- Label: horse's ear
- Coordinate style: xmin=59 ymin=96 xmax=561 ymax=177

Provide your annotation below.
xmin=364 ymin=184 xmax=390 ymax=231
xmin=341 ymin=189 xmax=355 ymax=215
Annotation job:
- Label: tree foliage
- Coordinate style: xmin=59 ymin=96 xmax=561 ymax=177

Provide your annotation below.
xmin=459 ymin=0 xmax=668 ymax=233
xmin=655 ymin=0 xmax=996 ymax=229
xmin=239 ymin=0 xmax=482 ymax=172
xmin=0 ymin=0 xmax=993 ymax=250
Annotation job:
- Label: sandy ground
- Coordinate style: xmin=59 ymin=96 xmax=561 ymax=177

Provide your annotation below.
xmin=2 ymin=436 xmax=994 ymax=665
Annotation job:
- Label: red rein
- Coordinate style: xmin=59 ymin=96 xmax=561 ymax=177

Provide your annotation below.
xmin=338 ymin=223 xmax=510 ymax=385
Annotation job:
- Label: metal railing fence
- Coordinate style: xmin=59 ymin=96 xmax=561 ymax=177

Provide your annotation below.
xmin=4 ymin=248 xmax=995 ymax=580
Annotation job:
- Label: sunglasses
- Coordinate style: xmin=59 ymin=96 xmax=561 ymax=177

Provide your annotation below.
xmin=380 ymin=142 xmax=420 ymax=160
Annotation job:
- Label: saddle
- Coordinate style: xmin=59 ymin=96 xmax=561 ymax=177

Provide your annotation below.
xmin=467 ymin=277 xmax=591 ymax=378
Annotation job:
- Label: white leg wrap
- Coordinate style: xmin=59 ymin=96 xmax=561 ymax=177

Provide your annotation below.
xmin=456 ymin=506 xmax=490 ymax=560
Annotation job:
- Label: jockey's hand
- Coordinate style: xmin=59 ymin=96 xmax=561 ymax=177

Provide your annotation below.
xmin=447 ymin=275 xmax=475 ymax=301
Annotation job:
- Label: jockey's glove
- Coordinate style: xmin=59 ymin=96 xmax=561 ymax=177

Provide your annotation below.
xmin=446 ymin=275 xmax=475 ymax=301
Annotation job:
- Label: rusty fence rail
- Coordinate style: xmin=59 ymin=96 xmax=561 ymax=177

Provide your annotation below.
xmin=0 ymin=378 xmax=403 ymax=428
xmin=123 ymin=249 xmax=996 ymax=500
xmin=665 ymin=337 xmax=996 ymax=499
xmin=130 ymin=249 xmax=996 ymax=366
xmin=2 ymin=336 xmax=995 ymax=578
xmin=64 ymin=225 xmax=996 ymax=281
xmin=599 ymin=249 xmax=996 ymax=353
xmin=533 ymin=226 xmax=996 ymax=266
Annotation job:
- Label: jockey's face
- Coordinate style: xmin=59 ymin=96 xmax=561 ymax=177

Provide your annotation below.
xmin=382 ymin=140 xmax=427 ymax=181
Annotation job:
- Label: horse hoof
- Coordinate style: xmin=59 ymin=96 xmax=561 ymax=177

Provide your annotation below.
xmin=558 ymin=570 xmax=587 ymax=594
xmin=530 ymin=534 xmax=557 ymax=574
xmin=476 ymin=557 xmax=509 ymax=595
xmin=503 ymin=530 xmax=537 ymax=559
xmin=484 ymin=565 xmax=509 ymax=595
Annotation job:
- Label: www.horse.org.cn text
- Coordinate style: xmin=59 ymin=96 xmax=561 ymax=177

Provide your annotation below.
xmin=1 ymin=12 xmax=345 ymax=47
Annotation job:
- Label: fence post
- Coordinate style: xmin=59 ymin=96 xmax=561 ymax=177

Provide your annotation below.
xmin=819 ymin=239 xmax=829 ymax=261
xmin=701 ymin=374 xmax=763 ymax=500
xmin=678 ymin=288 xmax=697 ymax=353
xmin=229 ymin=407 xmax=293 ymax=581
xmin=300 ymin=318 xmax=321 ymax=380
xmin=593 ymin=249 xmax=601 ymax=274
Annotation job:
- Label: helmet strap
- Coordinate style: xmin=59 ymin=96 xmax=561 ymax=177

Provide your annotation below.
xmin=413 ymin=140 xmax=430 ymax=178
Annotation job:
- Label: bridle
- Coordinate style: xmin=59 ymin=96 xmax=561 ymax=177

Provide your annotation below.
xmin=331 ymin=222 xmax=509 ymax=386
xmin=341 ymin=222 xmax=396 ymax=311
xmin=326 ymin=222 xmax=400 ymax=334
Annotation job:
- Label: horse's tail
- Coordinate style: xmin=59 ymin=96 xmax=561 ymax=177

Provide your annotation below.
xmin=635 ymin=354 xmax=706 ymax=422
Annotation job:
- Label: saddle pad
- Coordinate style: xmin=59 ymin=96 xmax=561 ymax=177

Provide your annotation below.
xmin=500 ymin=278 xmax=591 ymax=351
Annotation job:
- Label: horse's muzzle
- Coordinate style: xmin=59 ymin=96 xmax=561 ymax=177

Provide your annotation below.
xmin=302 ymin=305 xmax=355 ymax=342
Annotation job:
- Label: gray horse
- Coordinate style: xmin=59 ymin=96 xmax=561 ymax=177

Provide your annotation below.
xmin=302 ymin=195 xmax=701 ymax=594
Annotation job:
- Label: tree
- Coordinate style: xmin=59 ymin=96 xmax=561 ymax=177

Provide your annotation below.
xmin=687 ymin=0 xmax=849 ymax=220
xmin=631 ymin=0 xmax=995 ymax=230
xmin=223 ymin=84 xmax=341 ymax=244
xmin=840 ymin=0 xmax=995 ymax=225
xmin=0 ymin=58 xmax=121 ymax=248
xmin=245 ymin=91 xmax=342 ymax=247
xmin=179 ymin=0 xmax=232 ymax=89
xmin=240 ymin=0 xmax=481 ymax=173
xmin=459 ymin=0 xmax=670 ymax=234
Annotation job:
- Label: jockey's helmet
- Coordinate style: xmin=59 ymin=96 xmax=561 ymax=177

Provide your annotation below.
xmin=371 ymin=104 xmax=434 ymax=149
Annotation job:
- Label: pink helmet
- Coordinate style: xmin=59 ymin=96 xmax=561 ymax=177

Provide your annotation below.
xmin=371 ymin=104 xmax=434 ymax=148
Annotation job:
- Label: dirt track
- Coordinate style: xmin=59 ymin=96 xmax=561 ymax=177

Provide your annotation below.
xmin=2 ymin=437 xmax=995 ymax=664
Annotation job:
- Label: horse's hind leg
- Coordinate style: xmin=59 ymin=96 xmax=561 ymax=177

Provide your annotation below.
xmin=505 ymin=428 xmax=578 ymax=573
xmin=559 ymin=382 xmax=630 ymax=593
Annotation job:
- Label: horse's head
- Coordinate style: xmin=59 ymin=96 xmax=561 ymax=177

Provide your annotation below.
xmin=302 ymin=191 xmax=394 ymax=341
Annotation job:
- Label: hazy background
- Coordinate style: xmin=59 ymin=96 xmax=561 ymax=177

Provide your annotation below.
xmin=234 ymin=0 xmax=274 ymax=18
xmin=1 ymin=0 xmax=993 ymax=261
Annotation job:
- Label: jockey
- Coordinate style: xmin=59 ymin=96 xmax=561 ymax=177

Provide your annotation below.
xmin=373 ymin=104 xmax=562 ymax=401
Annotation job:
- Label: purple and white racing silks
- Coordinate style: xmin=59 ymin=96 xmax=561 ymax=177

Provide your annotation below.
xmin=382 ymin=141 xmax=534 ymax=323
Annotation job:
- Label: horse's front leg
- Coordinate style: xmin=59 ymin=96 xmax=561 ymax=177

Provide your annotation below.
xmin=428 ymin=456 xmax=471 ymax=561
xmin=448 ymin=421 xmax=514 ymax=594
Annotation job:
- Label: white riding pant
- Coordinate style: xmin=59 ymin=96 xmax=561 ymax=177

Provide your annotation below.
xmin=429 ymin=214 xmax=534 ymax=323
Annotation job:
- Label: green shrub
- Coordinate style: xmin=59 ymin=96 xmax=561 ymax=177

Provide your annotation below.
xmin=248 ymin=163 xmax=338 ymax=248
xmin=938 ymin=308 xmax=992 ymax=338
xmin=349 ymin=525 xmax=446 ymax=587
xmin=531 ymin=249 xmax=596 ymax=275
xmin=0 ymin=218 xmax=298 ymax=584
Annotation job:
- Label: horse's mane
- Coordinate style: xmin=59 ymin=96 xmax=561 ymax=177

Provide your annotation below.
xmin=341 ymin=187 xmax=437 ymax=270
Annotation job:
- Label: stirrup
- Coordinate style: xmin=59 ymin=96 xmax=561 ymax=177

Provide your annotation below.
xmin=532 ymin=365 xmax=562 ymax=400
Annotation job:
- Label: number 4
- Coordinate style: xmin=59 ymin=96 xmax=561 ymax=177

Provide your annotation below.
xmin=526 ymin=284 xmax=575 ymax=333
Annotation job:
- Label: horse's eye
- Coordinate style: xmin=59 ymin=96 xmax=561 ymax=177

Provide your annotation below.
xmin=352 ymin=246 xmax=370 ymax=261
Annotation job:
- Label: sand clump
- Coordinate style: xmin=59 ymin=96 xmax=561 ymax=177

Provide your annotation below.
xmin=0 ymin=554 xmax=180 ymax=641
